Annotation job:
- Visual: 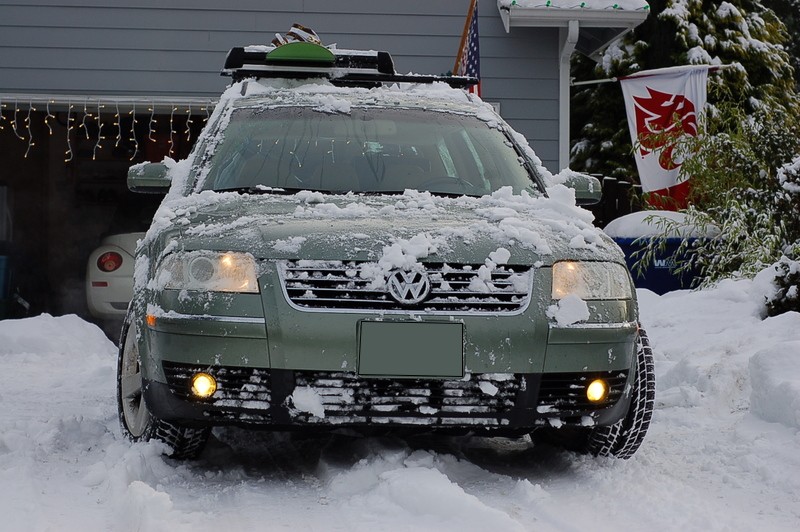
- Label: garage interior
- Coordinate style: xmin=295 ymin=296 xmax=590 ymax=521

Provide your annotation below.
xmin=0 ymin=102 xmax=209 ymax=324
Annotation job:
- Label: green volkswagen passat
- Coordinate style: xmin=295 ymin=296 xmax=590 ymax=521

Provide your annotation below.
xmin=118 ymin=47 xmax=654 ymax=460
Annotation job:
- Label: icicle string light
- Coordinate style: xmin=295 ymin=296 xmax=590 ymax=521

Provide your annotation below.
xmin=114 ymin=102 xmax=122 ymax=147
xmin=93 ymin=102 xmax=104 ymax=161
xmin=80 ymin=100 xmax=91 ymax=140
xmin=24 ymin=100 xmax=35 ymax=158
xmin=129 ymin=102 xmax=139 ymax=161
xmin=65 ymin=101 xmax=74 ymax=162
xmin=148 ymin=104 xmax=157 ymax=142
xmin=12 ymin=100 xmax=25 ymax=141
xmin=45 ymin=100 xmax=55 ymax=135
xmin=185 ymin=104 xmax=193 ymax=142
xmin=2 ymin=97 xmax=216 ymax=160
xmin=169 ymin=103 xmax=176 ymax=156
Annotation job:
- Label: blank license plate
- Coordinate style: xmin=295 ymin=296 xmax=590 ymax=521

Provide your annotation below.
xmin=358 ymin=321 xmax=464 ymax=378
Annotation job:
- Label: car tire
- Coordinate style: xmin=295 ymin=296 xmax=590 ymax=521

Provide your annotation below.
xmin=116 ymin=316 xmax=210 ymax=459
xmin=585 ymin=326 xmax=655 ymax=459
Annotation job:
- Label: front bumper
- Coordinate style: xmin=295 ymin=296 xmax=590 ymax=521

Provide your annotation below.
xmin=143 ymin=363 xmax=632 ymax=432
xmin=138 ymin=264 xmax=639 ymax=432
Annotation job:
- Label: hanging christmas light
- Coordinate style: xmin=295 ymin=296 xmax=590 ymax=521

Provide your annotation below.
xmin=185 ymin=104 xmax=193 ymax=142
xmin=45 ymin=100 xmax=55 ymax=135
xmin=169 ymin=103 xmax=176 ymax=156
xmin=80 ymin=100 xmax=92 ymax=140
xmin=24 ymin=100 xmax=35 ymax=158
xmin=114 ymin=101 xmax=122 ymax=147
xmin=93 ymin=101 xmax=105 ymax=161
xmin=148 ymin=104 xmax=157 ymax=142
xmin=65 ymin=102 xmax=75 ymax=162
xmin=129 ymin=102 xmax=139 ymax=161
xmin=12 ymin=100 xmax=25 ymax=141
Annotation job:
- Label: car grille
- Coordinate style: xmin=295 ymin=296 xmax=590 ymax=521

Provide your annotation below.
xmin=161 ymin=362 xmax=629 ymax=428
xmin=278 ymin=260 xmax=532 ymax=313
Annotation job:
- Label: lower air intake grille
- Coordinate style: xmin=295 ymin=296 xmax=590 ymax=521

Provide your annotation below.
xmin=538 ymin=371 xmax=628 ymax=414
xmin=291 ymin=372 xmax=523 ymax=426
xmin=162 ymin=362 xmax=272 ymax=423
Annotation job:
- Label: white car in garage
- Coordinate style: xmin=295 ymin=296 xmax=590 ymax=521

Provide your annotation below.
xmin=86 ymin=232 xmax=143 ymax=320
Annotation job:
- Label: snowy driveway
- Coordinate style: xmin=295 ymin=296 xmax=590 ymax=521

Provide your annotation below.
xmin=1 ymin=280 xmax=799 ymax=531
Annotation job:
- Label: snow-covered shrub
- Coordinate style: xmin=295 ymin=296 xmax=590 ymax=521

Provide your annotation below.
xmin=632 ymin=115 xmax=800 ymax=299
xmin=763 ymin=257 xmax=800 ymax=317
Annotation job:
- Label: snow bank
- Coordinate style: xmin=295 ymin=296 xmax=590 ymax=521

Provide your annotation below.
xmin=749 ymin=341 xmax=800 ymax=429
xmin=0 ymin=313 xmax=115 ymax=356
xmin=3 ymin=270 xmax=800 ymax=530
xmin=639 ymin=277 xmax=800 ymax=425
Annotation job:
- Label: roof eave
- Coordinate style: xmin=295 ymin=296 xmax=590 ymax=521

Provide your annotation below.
xmin=498 ymin=4 xmax=648 ymax=31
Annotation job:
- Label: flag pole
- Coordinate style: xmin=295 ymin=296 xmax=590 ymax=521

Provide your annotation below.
xmin=571 ymin=64 xmax=735 ymax=87
xmin=453 ymin=0 xmax=476 ymax=74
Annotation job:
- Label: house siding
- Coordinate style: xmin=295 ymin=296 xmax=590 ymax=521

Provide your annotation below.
xmin=0 ymin=0 xmax=560 ymax=168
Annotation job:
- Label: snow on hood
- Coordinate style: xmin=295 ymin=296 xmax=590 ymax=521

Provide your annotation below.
xmin=138 ymin=185 xmax=617 ymax=280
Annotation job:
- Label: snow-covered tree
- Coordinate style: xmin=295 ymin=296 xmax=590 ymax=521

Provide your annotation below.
xmin=763 ymin=0 xmax=800 ymax=85
xmin=570 ymin=0 xmax=799 ymax=179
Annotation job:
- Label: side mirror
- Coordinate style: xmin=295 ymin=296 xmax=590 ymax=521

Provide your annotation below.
xmin=128 ymin=162 xmax=171 ymax=193
xmin=564 ymin=172 xmax=602 ymax=206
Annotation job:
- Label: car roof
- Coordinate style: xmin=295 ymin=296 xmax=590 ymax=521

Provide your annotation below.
xmin=228 ymin=77 xmax=494 ymax=117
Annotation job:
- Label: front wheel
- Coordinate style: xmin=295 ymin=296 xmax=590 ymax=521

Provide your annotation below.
xmin=116 ymin=316 xmax=210 ymax=459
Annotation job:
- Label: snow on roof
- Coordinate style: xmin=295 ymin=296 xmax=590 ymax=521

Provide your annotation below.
xmin=498 ymin=1 xmax=649 ymax=28
xmin=498 ymin=0 xmax=649 ymax=11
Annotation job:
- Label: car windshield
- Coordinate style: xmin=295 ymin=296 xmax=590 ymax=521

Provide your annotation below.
xmin=198 ymin=106 xmax=542 ymax=196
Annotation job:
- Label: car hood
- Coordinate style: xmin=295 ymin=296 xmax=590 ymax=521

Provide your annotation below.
xmin=145 ymin=188 xmax=624 ymax=267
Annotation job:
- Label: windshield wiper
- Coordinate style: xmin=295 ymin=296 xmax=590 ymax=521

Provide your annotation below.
xmin=215 ymin=186 xmax=302 ymax=195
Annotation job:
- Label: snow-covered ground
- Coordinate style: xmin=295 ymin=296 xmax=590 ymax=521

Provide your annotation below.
xmin=1 ymin=280 xmax=799 ymax=531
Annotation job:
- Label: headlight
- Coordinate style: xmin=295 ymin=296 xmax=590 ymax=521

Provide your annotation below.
xmin=156 ymin=251 xmax=259 ymax=293
xmin=552 ymin=261 xmax=631 ymax=300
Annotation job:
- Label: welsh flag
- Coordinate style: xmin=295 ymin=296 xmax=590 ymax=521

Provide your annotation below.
xmin=620 ymin=65 xmax=713 ymax=210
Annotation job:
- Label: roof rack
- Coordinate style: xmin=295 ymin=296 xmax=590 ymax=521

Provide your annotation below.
xmin=221 ymin=42 xmax=478 ymax=89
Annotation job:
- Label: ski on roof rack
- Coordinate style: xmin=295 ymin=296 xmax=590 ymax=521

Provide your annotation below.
xmin=221 ymin=42 xmax=478 ymax=89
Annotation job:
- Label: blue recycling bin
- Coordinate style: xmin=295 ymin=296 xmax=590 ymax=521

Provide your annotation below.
xmin=604 ymin=211 xmax=705 ymax=295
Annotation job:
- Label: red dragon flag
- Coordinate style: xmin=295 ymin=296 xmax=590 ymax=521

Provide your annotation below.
xmin=619 ymin=65 xmax=714 ymax=209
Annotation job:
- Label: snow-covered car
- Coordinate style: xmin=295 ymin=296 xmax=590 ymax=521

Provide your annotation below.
xmin=118 ymin=42 xmax=654 ymax=459
xmin=86 ymin=232 xmax=143 ymax=320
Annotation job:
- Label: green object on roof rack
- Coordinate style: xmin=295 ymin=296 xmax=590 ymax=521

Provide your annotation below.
xmin=221 ymin=43 xmax=478 ymax=90
xmin=266 ymin=42 xmax=335 ymax=66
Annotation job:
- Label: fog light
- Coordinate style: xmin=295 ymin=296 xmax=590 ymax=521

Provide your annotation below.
xmin=191 ymin=372 xmax=217 ymax=398
xmin=586 ymin=379 xmax=608 ymax=403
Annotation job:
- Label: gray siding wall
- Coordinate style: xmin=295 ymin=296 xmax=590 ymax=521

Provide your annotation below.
xmin=0 ymin=1 xmax=560 ymax=168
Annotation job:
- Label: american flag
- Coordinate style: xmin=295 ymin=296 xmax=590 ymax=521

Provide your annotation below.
xmin=454 ymin=0 xmax=481 ymax=96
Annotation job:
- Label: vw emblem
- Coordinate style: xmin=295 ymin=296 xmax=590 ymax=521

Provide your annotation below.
xmin=387 ymin=270 xmax=431 ymax=305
